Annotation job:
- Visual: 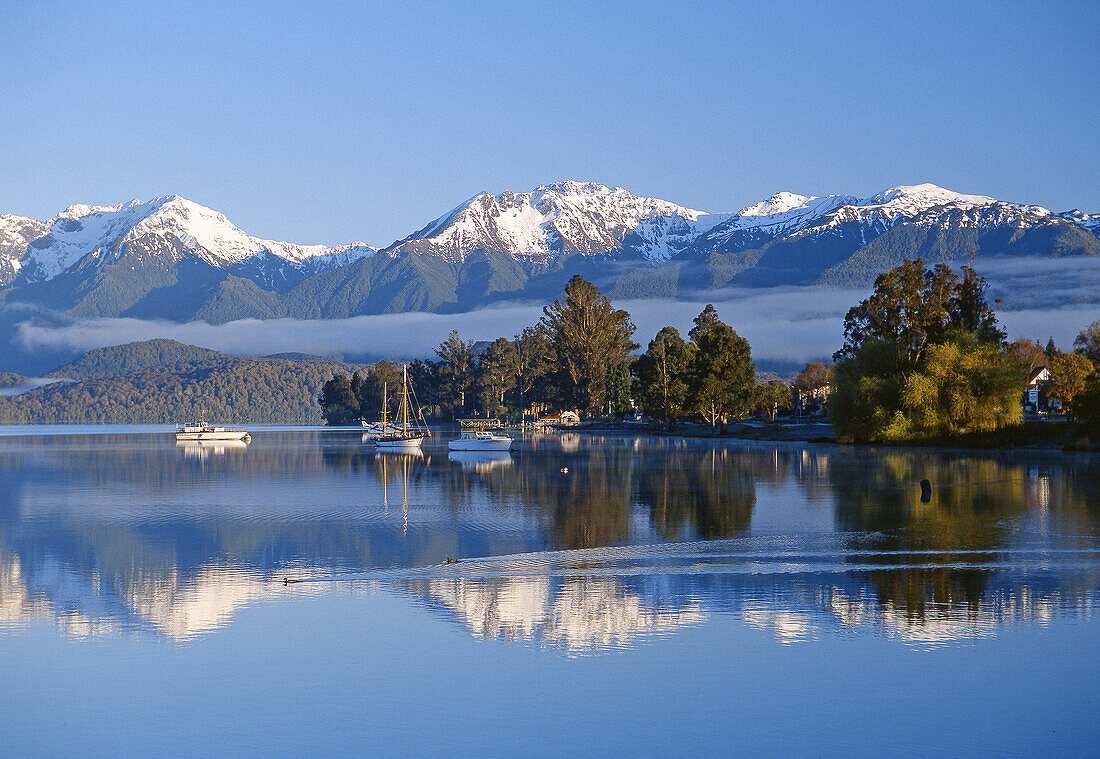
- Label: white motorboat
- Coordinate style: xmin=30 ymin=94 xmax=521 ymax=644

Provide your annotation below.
xmin=372 ymin=365 xmax=429 ymax=451
xmin=448 ymin=430 xmax=513 ymax=451
xmin=175 ymin=421 xmax=251 ymax=442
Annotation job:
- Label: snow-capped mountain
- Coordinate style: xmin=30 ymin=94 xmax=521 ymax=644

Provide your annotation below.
xmin=0 ymin=195 xmax=375 ymax=289
xmin=0 ymin=181 xmax=1096 ymax=322
xmin=383 ymin=181 xmax=718 ymax=263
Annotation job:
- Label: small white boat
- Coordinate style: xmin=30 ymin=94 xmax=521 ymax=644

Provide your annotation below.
xmin=175 ymin=421 xmax=251 ymax=442
xmin=448 ymin=430 xmax=513 ymax=451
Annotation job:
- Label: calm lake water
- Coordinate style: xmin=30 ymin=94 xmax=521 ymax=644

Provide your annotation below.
xmin=0 ymin=426 xmax=1097 ymax=757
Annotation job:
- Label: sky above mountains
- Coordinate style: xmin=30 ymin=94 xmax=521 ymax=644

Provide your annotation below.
xmin=2 ymin=1 xmax=1097 ymax=247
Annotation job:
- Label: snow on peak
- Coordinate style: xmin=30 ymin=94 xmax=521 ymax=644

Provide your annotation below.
xmin=395 ymin=181 xmax=710 ymax=261
xmin=15 ymin=195 xmax=376 ymax=283
xmin=739 ymin=192 xmax=812 ymax=217
xmin=722 ymin=192 xmax=856 ymax=233
xmin=861 ymin=183 xmax=995 ymax=211
xmin=539 ymin=180 xmax=616 ymax=197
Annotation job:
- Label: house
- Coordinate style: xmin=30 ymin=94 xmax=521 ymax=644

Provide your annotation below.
xmin=1024 ymin=366 xmax=1053 ymax=412
xmin=536 ymin=410 xmax=580 ymax=427
xmin=793 ymin=382 xmax=832 ymax=415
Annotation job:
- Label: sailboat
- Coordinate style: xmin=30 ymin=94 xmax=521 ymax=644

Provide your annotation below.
xmin=373 ymin=364 xmax=430 ymax=451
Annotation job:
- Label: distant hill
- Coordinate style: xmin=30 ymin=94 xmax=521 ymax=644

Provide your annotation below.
xmin=0 ymin=372 xmax=27 ymax=388
xmin=46 ymin=338 xmax=226 ymax=380
xmin=0 ymin=342 xmax=371 ymax=423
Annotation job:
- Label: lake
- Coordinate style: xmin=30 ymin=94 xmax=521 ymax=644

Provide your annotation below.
xmin=0 ymin=427 xmax=1097 ymax=757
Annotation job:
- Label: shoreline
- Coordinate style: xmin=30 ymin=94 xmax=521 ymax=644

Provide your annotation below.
xmin=567 ymin=418 xmax=1099 ymax=455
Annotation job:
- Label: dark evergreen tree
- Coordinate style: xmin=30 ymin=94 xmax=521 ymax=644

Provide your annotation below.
xmin=687 ymin=305 xmax=755 ymax=429
xmin=634 ymin=326 xmax=695 ymax=428
xmin=319 ymin=374 xmax=359 ymax=425
xmin=477 ymin=337 xmax=515 ymax=417
xmin=539 ymin=275 xmax=637 ymax=417
xmin=949 ymin=260 xmax=1005 ymax=344
xmin=510 ymin=326 xmax=552 ymax=416
xmin=435 ymin=329 xmax=476 ymax=415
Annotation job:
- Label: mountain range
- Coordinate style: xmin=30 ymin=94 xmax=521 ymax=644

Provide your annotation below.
xmin=1 ymin=181 xmax=1097 ymax=322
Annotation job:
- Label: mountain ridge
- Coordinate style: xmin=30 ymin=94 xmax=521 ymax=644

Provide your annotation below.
xmin=1 ymin=181 xmax=1097 ymax=322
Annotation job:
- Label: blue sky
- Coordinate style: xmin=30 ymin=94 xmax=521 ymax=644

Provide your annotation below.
xmin=1 ymin=0 xmax=1097 ymax=246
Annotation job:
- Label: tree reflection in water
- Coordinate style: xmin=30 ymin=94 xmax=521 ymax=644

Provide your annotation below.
xmin=828 ymin=449 xmax=1100 ymax=619
xmin=0 ymin=431 xmax=1096 ymax=644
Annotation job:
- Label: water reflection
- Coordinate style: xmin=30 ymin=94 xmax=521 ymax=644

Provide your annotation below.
xmin=448 ymin=450 xmax=513 ymax=472
xmin=0 ymin=429 xmax=1096 ymax=648
xmin=176 ymin=439 xmax=249 ymax=459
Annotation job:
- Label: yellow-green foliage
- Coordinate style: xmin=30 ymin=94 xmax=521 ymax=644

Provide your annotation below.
xmin=830 ymin=336 xmax=1021 ymax=442
xmin=901 ymin=337 xmax=1022 ymax=436
xmin=1049 ymin=352 xmax=1096 ymax=413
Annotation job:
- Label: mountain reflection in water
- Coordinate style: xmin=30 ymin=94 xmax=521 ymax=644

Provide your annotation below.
xmin=0 ymin=429 xmax=1096 ymax=651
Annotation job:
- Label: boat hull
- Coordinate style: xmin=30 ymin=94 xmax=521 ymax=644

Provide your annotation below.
xmin=448 ymin=438 xmax=513 ymax=451
xmin=175 ymin=430 xmax=251 ymax=442
xmin=374 ymin=436 xmax=425 ymax=451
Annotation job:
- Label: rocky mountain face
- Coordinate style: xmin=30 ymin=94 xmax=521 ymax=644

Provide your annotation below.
xmin=0 ymin=182 xmax=1096 ymax=322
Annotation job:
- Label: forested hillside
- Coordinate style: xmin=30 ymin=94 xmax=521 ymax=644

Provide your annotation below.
xmin=0 ymin=354 xmax=369 ymax=424
xmin=47 ymin=338 xmax=227 ymax=380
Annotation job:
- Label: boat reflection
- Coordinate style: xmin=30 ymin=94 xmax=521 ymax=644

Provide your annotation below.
xmin=176 ymin=439 xmax=249 ymax=459
xmin=448 ymin=450 xmax=513 ymax=473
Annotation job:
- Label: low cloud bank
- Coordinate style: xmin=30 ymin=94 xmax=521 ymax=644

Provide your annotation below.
xmin=13 ymin=277 xmax=1100 ymax=369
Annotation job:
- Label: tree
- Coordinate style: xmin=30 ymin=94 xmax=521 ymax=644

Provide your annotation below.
xmin=793 ymin=361 xmax=833 ymax=412
xmin=319 ymin=374 xmax=358 ymax=425
xmin=477 ymin=337 xmax=515 ymax=417
xmin=836 ymin=258 xmax=958 ymax=366
xmin=435 ymin=330 xmax=476 ymax=414
xmin=830 ymin=340 xmax=909 ymax=442
xmin=606 ymin=360 xmax=633 ymax=416
xmin=950 ymin=258 xmax=1005 ymax=343
xmin=830 ymin=259 xmax=1016 ymax=442
xmin=755 ymin=380 xmax=792 ymax=421
xmin=539 ymin=275 xmax=637 ymax=417
xmin=510 ymin=326 xmax=552 ymax=416
xmin=900 ymin=335 xmax=1022 ymax=437
xmin=688 ymin=305 xmax=755 ymax=429
xmin=407 ymin=358 xmax=441 ymax=418
xmin=634 ymin=326 xmax=695 ymax=428
xmin=1074 ymin=320 xmax=1100 ymax=363
xmin=1071 ymin=370 xmax=1100 ymax=435
xmin=361 ymin=360 xmax=402 ymax=420
xmin=1045 ymin=337 xmax=1060 ymax=359
xmin=1006 ymin=337 xmax=1049 ymax=375
xmin=1049 ymin=352 xmax=1096 ymax=416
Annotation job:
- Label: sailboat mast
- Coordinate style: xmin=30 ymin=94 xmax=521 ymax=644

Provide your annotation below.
xmin=401 ymin=364 xmax=409 ymax=433
xmin=382 ymin=382 xmax=388 ymax=428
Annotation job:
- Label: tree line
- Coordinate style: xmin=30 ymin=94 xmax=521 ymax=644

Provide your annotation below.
xmin=323 ymin=263 xmax=1100 ymax=443
xmin=321 ymin=274 xmax=826 ymax=428
xmin=828 ymin=257 xmax=1100 ymax=441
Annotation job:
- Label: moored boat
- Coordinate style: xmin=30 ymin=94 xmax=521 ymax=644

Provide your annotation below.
xmin=448 ymin=430 xmax=513 ymax=451
xmin=175 ymin=421 xmax=251 ymax=442
xmin=373 ymin=365 xmax=430 ymax=451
